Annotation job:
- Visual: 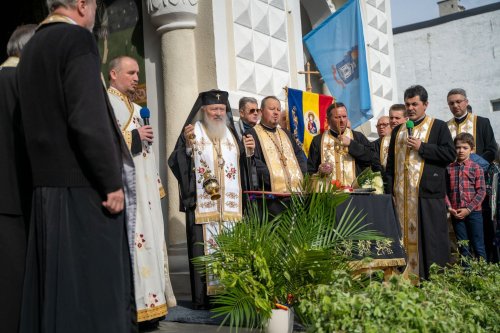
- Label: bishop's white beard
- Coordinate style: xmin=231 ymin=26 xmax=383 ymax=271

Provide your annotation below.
xmin=203 ymin=113 xmax=227 ymax=140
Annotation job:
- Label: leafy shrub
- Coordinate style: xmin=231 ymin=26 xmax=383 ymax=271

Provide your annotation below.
xmin=297 ymin=260 xmax=500 ymax=333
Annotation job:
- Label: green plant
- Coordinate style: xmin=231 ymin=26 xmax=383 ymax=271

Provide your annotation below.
xmin=193 ymin=181 xmax=381 ymax=331
xmin=297 ymin=259 xmax=500 ymax=333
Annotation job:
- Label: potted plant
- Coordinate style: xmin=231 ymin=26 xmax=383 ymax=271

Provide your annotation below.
xmin=193 ymin=179 xmax=381 ymax=332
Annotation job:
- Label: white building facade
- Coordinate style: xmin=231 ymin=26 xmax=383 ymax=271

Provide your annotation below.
xmin=393 ymin=3 xmax=500 ymax=140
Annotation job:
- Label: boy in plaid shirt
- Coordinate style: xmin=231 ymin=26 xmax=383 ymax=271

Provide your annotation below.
xmin=446 ymin=133 xmax=486 ymax=260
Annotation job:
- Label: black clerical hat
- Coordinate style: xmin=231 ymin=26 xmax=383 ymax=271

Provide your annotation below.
xmin=200 ymin=90 xmax=228 ymax=106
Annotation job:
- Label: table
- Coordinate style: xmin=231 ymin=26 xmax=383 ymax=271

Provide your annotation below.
xmin=337 ymin=194 xmax=406 ymax=279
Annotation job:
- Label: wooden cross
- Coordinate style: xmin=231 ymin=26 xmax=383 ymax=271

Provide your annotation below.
xmin=298 ymin=62 xmax=320 ymax=92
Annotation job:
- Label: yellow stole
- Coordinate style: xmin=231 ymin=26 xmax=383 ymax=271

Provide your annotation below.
xmin=254 ymin=124 xmax=303 ymax=193
xmin=0 ymin=57 xmax=19 ymax=68
xmin=320 ymin=129 xmax=356 ymax=186
xmin=107 ymin=87 xmax=135 ymax=148
xmin=447 ymin=113 xmax=477 ymax=152
xmin=379 ymin=135 xmax=390 ymax=169
xmin=39 ymin=14 xmax=77 ymax=27
xmin=393 ymin=116 xmax=434 ymax=279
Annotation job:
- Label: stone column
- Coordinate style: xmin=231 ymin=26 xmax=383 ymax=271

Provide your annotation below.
xmin=147 ymin=0 xmax=199 ymax=247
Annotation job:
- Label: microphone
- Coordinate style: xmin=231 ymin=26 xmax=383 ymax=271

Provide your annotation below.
xmin=140 ymin=107 xmax=150 ymax=126
xmin=139 ymin=107 xmax=152 ymax=145
xmin=406 ymin=120 xmax=414 ymax=137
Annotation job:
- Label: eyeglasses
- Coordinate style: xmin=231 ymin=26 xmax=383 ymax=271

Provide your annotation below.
xmin=247 ymin=108 xmax=260 ymax=114
xmin=376 ymin=123 xmax=390 ymax=128
xmin=448 ymin=100 xmax=465 ymax=106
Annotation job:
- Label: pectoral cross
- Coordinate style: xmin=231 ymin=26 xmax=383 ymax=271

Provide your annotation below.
xmin=298 ymin=62 xmax=320 ymax=92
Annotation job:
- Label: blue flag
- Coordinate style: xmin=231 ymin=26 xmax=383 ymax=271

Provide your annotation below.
xmin=303 ymin=0 xmax=372 ymax=129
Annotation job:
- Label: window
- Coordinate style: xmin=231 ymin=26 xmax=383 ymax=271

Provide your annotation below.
xmin=492 ymin=99 xmax=500 ymax=112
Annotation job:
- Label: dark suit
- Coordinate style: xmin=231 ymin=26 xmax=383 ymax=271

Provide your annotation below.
xmin=0 ymin=61 xmax=32 ymax=333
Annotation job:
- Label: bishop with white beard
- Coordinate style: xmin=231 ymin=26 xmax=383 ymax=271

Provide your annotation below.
xmin=168 ymin=90 xmax=254 ymax=309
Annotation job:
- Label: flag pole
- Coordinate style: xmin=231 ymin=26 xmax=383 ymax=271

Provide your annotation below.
xmin=283 ymin=86 xmax=289 ymax=131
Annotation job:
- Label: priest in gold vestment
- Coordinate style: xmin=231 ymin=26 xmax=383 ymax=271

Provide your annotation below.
xmin=386 ymin=85 xmax=456 ymax=279
xmin=307 ymin=102 xmax=378 ymax=186
xmin=245 ymin=96 xmax=307 ymax=216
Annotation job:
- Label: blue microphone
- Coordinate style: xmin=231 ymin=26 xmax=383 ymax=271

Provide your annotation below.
xmin=140 ymin=107 xmax=150 ymax=126
xmin=140 ymin=107 xmax=152 ymax=145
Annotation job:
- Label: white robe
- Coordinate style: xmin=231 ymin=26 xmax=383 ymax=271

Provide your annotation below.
xmin=108 ymin=88 xmax=176 ymax=321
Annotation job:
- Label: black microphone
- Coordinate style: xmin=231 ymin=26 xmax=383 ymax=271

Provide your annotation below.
xmin=140 ymin=107 xmax=152 ymax=145
xmin=406 ymin=120 xmax=414 ymax=137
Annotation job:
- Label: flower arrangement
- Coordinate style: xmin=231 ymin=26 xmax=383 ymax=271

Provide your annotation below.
xmin=353 ymin=168 xmax=384 ymax=194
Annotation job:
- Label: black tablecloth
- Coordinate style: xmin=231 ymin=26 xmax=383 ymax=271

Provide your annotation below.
xmin=337 ymin=194 xmax=406 ymax=267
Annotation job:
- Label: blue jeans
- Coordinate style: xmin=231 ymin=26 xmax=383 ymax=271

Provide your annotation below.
xmin=452 ymin=210 xmax=487 ymax=260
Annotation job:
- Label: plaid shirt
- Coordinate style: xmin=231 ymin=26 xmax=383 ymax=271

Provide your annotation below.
xmin=445 ymin=158 xmax=486 ymax=212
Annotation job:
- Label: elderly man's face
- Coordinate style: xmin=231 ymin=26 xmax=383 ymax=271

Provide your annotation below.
xmin=328 ymin=106 xmax=348 ymax=133
xmin=204 ymin=104 xmax=226 ymax=122
xmin=376 ymin=117 xmax=391 ymax=137
xmin=447 ymin=94 xmax=468 ymax=118
xmin=389 ymin=110 xmax=406 ymax=129
xmin=239 ymin=102 xmax=260 ymax=126
xmin=260 ymin=98 xmax=281 ymax=128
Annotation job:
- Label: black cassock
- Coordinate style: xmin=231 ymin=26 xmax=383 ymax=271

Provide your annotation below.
xmin=168 ymin=97 xmax=249 ymax=309
xmin=17 ymin=21 xmax=136 ymax=333
xmin=0 ymin=61 xmax=32 ymax=333
xmin=451 ymin=114 xmax=497 ymax=163
xmin=244 ymin=125 xmax=308 ymax=216
xmin=307 ymin=129 xmax=380 ymax=175
xmin=386 ymin=117 xmax=456 ymax=279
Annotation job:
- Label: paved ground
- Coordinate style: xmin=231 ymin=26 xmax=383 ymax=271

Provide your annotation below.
xmin=151 ymin=322 xmax=256 ymax=332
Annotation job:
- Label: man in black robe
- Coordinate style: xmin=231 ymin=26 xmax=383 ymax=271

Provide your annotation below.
xmin=308 ymin=102 xmax=379 ymax=181
xmin=245 ymin=96 xmax=307 ymax=216
xmin=17 ymin=1 xmax=137 ymax=332
xmin=446 ymin=88 xmax=498 ymax=262
xmin=0 ymin=24 xmax=36 ymax=333
xmin=386 ymin=85 xmax=456 ymax=279
xmin=372 ymin=104 xmax=407 ymax=172
xmin=446 ymin=88 xmax=496 ymax=163
xmin=168 ymin=90 xmax=254 ymax=310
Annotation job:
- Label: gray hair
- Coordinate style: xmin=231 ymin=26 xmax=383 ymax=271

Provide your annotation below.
xmin=7 ymin=24 xmax=37 ymax=57
xmin=46 ymin=0 xmax=78 ymax=12
xmin=447 ymin=88 xmax=467 ymax=98
xmin=238 ymin=97 xmax=258 ymax=110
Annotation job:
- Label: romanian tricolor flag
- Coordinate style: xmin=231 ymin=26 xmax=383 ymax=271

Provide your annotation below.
xmin=287 ymin=88 xmax=333 ymax=156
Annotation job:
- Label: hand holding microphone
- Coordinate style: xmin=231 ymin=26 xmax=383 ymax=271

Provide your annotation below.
xmin=406 ymin=120 xmax=421 ymax=150
xmin=139 ymin=107 xmax=154 ymax=145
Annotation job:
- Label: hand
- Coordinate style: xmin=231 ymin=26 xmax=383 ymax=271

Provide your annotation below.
xmin=455 ymin=208 xmax=470 ymax=219
xmin=102 ymin=189 xmax=124 ymax=214
xmin=448 ymin=208 xmax=457 ymax=218
xmin=407 ymin=136 xmax=422 ymax=150
xmin=138 ymin=125 xmax=154 ymax=143
xmin=184 ymin=124 xmax=195 ymax=148
xmin=339 ymin=135 xmax=351 ymax=147
xmin=243 ymin=134 xmax=255 ymax=156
